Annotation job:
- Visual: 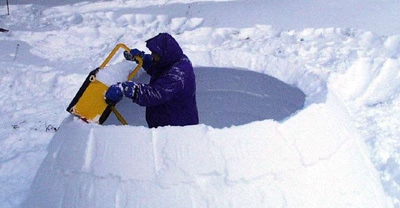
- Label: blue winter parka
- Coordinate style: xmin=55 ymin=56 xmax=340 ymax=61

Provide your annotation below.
xmin=134 ymin=33 xmax=199 ymax=128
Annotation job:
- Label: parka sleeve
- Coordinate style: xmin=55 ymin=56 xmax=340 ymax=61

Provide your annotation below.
xmin=134 ymin=67 xmax=185 ymax=107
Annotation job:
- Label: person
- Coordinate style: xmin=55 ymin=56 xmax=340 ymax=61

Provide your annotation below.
xmin=105 ymin=33 xmax=199 ymax=128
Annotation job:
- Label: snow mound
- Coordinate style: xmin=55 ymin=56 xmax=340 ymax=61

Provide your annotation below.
xmin=23 ymin=92 xmax=391 ymax=207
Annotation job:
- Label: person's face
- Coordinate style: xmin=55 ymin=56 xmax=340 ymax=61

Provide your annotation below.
xmin=151 ymin=52 xmax=160 ymax=63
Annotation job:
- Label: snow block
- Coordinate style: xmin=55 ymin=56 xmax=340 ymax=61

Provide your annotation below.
xmin=23 ymin=93 xmax=391 ymax=208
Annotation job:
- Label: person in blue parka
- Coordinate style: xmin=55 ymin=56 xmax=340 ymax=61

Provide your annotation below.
xmin=105 ymin=33 xmax=199 ymax=128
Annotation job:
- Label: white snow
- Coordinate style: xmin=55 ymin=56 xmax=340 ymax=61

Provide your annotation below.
xmin=23 ymin=94 xmax=390 ymax=207
xmin=96 ymin=61 xmax=136 ymax=86
xmin=1 ymin=0 xmax=400 ymax=207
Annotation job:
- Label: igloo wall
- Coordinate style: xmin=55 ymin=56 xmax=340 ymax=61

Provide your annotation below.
xmin=22 ymin=67 xmax=391 ymax=208
xmin=22 ymin=93 xmax=391 ymax=207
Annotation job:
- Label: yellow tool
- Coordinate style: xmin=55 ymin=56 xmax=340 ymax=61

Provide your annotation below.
xmin=67 ymin=44 xmax=143 ymax=125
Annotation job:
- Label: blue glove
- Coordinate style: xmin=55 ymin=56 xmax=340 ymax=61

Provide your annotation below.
xmin=124 ymin=49 xmax=153 ymax=71
xmin=124 ymin=49 xmax=144 ymax=61
xmin=121 ymin=81 xmax=139 ymax=100
xmin=105 ymin=83 xmax=123 ymax=104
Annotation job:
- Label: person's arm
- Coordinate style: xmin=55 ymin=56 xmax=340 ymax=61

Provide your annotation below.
xmin=141 ymin=54 xmax=156 ymax=76
xmin=134 ymin=67 xmax=185 ymax=107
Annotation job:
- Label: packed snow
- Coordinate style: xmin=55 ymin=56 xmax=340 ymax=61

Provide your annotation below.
xmin=23 ymin=96 xmax=389 ymax=207
xmin=1 ymin=0 xmax=400 ymax=207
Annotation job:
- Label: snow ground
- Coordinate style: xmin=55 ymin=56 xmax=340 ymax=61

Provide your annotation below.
xmin=9 ymin=0 xmax=400 ymax=35
xmin=1 ymin=0 xmax=400 ymax=207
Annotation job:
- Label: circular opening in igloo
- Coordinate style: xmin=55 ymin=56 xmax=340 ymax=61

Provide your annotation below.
xmin=103 ymin=67 xmax=305 ymax=128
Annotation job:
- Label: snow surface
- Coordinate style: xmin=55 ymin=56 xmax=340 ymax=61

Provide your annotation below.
xmin=23 ymin=93 xmax=389 ymax=207
xmin=1 ymin=0 xmax=400 ymax=207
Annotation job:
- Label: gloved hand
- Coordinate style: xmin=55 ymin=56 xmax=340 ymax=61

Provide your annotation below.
xmin=105 ymin=83 xmax=123 ymax=104
xmin=121 ymin=81 xmax=139 ymax=100
xmin=124 ymin=49 xmax=144 ymax=61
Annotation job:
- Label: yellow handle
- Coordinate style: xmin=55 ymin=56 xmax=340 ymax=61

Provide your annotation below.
xmin=128 ymin=56 xmax=143 ymax=81
xmin=100 ymin=44 xmax=130 ymax=68
xmin=100 ymin=43 xmax=144 ymax=125
xmin=100 ymin=43 xmax=143 ymax=81
xmin=111 ymin=106 xmax=128 ymax=125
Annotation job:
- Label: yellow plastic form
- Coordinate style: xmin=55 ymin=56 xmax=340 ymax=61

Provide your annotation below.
xmin=68 ymin=44 xmax=143 ymax=125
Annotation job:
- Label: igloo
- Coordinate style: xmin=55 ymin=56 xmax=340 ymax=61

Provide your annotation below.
xmin=22 ymin=67 xmax=391 ymax=208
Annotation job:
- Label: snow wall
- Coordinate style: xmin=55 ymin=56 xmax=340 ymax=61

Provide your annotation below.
xmin=22 ymin=67 xmax=391 ymax=207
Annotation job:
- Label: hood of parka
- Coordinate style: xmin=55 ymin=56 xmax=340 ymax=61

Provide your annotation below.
xmin=146 ymin=33 xmax=184 ymax=68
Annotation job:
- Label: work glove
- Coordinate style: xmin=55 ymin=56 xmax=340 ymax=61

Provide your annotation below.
xmin=121 ymin=81 xmax=139 ymax=101
xmin=124 ymin=49 xmax=153 ymax=71
xmin=105 ymin=83 xmax=123 ymax=104
xmin=124 ymin=48 xmax=144 ymax=61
